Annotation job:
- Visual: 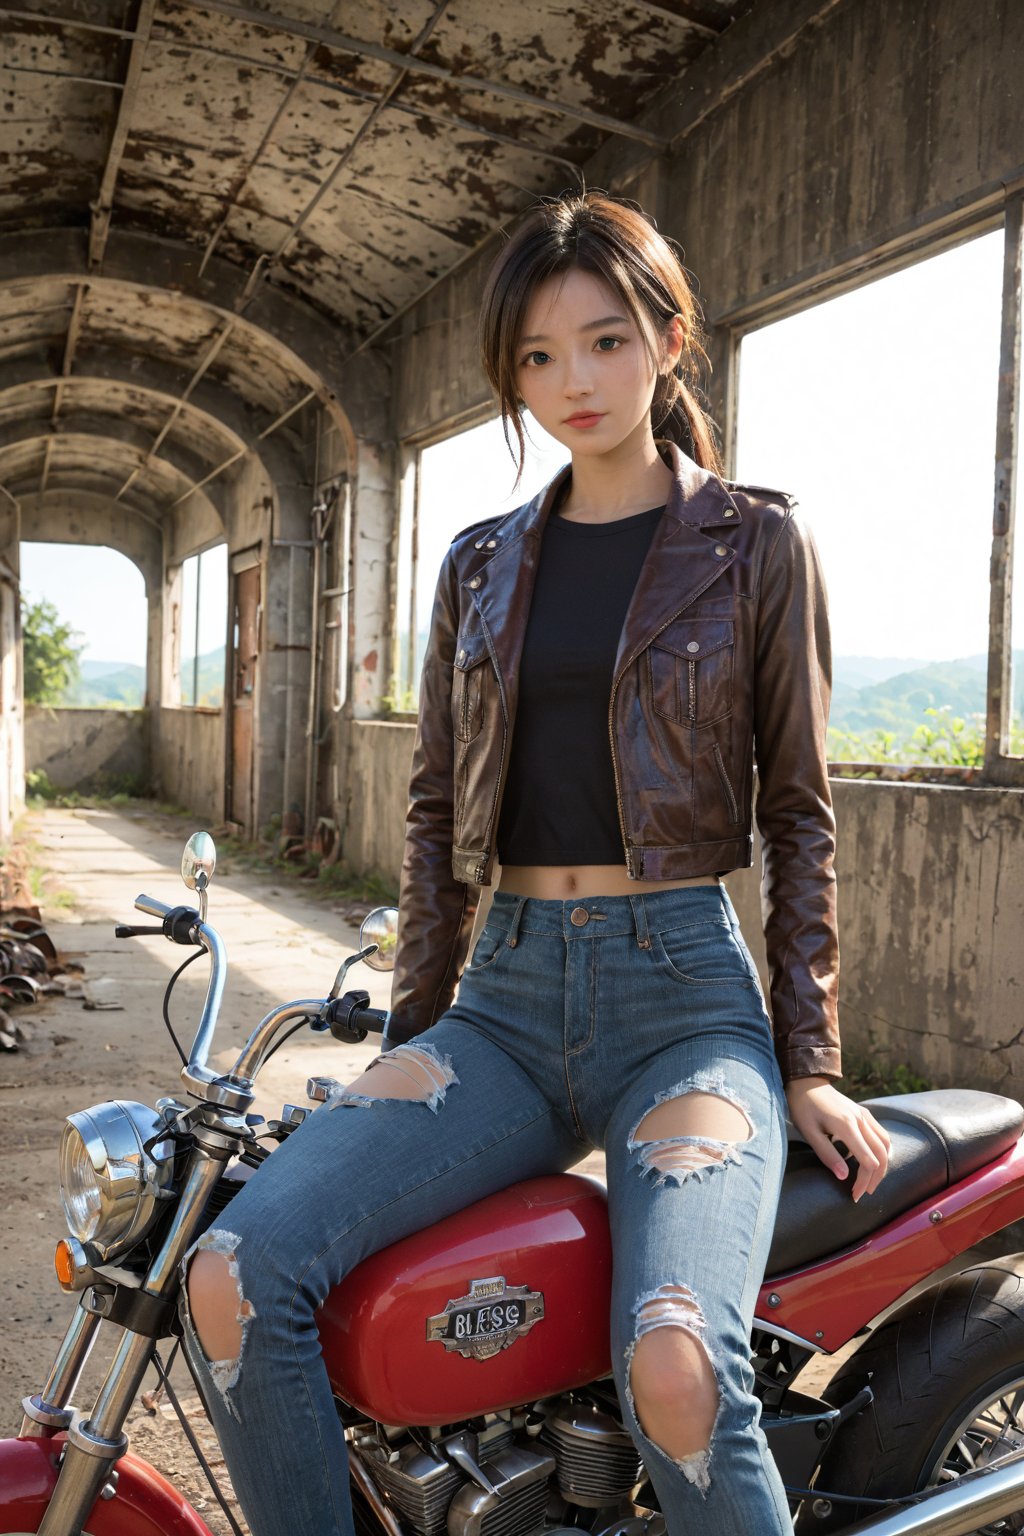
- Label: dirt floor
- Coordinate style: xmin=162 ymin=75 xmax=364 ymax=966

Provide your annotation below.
xmin=1 ymin=802 xmax=848 ymax=1534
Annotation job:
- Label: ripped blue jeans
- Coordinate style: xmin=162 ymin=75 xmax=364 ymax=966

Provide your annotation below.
xmin=179 ymin=882 xmax=791 ymax=1536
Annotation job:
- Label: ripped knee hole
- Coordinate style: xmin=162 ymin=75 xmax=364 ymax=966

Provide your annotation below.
xmin=629 ymin=1084 xmax=752 ymax=1183
xmin=327 ymin=1041 xmax=459 ymax=1113
xmin=626 ymin=1284 xmax=721 ymax=1493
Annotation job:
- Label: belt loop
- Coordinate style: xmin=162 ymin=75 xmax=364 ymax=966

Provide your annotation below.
xmin=628 ymin=894 xmax=651 ymax=950
xmin=505 ymin=894 xmax=526 ymax=948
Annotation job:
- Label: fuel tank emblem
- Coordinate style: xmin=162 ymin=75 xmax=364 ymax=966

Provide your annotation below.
xmin=426 ymin=1275 xmax=544 ymax=1360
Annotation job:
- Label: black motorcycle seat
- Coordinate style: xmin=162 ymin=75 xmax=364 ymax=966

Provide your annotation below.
xmin=766 ymin=1089 xmax=1024 ymax=1278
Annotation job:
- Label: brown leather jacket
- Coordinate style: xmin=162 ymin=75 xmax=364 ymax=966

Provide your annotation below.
xmin=388 ymin=440 xmax=841 ymax=1084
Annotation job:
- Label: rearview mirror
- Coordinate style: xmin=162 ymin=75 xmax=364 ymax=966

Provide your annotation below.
xmin=359 ymin=907 xmax=399 ymax=971
xmin=181 ymin=831 xmax=217 ymax=921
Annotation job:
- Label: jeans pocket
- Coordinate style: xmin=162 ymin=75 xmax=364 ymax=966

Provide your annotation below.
xmin=652 ymin=918 xmax=757 ymax=986
xmin=465 ymin=925 xmax=508 ymax=974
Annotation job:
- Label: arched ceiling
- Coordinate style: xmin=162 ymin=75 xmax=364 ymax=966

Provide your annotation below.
xmin=0 ymin=0 xmax=751 ymax=523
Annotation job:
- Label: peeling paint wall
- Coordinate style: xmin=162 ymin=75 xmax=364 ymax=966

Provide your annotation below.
xmin=26 ymin=705 xmax=149 ymax=795
xmin=347 ymin=729 xmax=1024 ymax=1093
xmin=728 ymin=781 xmax=1024 ymax=1094
xmin=0 ymin=505 xmax=21 ymax=842
xmin=339 ymin=720 xmax=415 ymax=886
xmin=153 ymin=706 xmax=225 ymax=827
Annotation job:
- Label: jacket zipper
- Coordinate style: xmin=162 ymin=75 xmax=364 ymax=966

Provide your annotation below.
xmin=712 ymin=741 xmax=740 ymax=823
xmin=607 ymin=672 xmax=637 ymax=876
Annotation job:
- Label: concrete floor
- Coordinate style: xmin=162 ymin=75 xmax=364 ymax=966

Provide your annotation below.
xmin=0 ymin=806 xmax=608 ymax=1436
xmin=2 ymin=803 xmax=854 ymax=1532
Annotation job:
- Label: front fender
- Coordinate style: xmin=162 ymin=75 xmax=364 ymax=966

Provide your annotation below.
xmin=0 ymin=1435 xmax=213 ymax=1536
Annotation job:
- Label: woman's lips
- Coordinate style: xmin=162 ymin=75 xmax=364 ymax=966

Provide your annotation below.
xmin=564 ymin=412 xmax=605 ymax=428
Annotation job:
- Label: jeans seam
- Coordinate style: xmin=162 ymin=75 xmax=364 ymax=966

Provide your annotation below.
xmin=287 ymin=1103 xmax=567 ymax=1308
xmin=566 ymin=940 xmax=598 ymax=1057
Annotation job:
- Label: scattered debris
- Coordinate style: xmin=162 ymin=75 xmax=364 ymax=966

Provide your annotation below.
xmin=0 ymin=852 xmax=84 ymax=1050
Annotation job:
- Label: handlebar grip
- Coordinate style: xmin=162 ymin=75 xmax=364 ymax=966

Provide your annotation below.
xmin=326 ymin=993 xmax=389 ymax=1044
xmin=135 ymin=894 xmax=173 ymax=918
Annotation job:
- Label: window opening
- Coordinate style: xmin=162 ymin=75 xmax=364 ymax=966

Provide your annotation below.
xmin=736 ymin=228 xmax=1005 ymax=775
xmin=395 ymin=413 xmax=568 ymax=704
xmin=19 ymin=543 xmax=146 ymax=707
xmin=179 ymin=543 xmax=227 ymax=708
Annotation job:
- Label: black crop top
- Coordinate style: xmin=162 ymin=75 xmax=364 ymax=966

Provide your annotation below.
xmin=496 ymin=501 xmax=665 ymax=867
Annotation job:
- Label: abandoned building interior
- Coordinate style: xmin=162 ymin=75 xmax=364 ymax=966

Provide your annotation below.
xmin=0 ymin=0 xmax=1022 ymax=1093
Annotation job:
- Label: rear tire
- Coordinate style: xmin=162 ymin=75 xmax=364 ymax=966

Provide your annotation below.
xmin=794 ymin=1258 xmax=1024 ymax=1534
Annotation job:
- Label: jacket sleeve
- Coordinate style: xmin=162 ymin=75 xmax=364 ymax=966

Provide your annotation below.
xmin=752 ymin=506 xmax=842 ymax=1084
xmin=386 ymin=547 xmax=480 ymax=1046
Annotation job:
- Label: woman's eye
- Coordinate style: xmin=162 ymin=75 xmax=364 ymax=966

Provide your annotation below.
xmin=523 ymin=350 xmax=551 ymax=367
xmin=596 ymin=336 xmax=623 ymax=352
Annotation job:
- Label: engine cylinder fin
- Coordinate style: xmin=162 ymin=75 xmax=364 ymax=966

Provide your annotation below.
xmin=541 ymin=1396 xmax=644 ymax=1508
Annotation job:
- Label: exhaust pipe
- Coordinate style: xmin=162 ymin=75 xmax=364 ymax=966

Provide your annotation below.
xmin=837 ymin=1445 xmax=1024 ymax=1534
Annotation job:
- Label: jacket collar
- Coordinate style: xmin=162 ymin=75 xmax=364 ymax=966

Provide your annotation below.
xmin=463 ymin=439 xmax=741 ymax=702
xmin=477 ymin=438 xmax=740 ymax=550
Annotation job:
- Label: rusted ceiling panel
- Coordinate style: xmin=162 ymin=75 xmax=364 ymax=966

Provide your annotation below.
xmin=204 ymin=323 xmax=310 ymax=416
xmin=80 ymin=282 xmax=221 ymax=365
xmin=0 ymin=0 xmax=750 ymax=509
xmin=412 ymin=0 xmax=705 ymax=111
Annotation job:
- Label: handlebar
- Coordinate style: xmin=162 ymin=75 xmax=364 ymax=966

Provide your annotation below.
xmin=127 ymin=892 xmax=390 ymax=1112
xmin=132 ymin=893 xmax=231 ymax=1106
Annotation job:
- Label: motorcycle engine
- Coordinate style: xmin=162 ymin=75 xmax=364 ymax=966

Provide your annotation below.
xmin=351 ymin=1390 xmax=648 ymax=1536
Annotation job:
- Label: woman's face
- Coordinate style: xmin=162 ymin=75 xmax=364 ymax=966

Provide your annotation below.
xmin=514 ymin=267 xmax=677 ymax=459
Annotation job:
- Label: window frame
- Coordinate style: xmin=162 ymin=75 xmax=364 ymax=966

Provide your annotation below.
xmin=174 ymin=539 xmax=228 ymax=712
xmin=722 ymin=197 xmax=1023 ymax=787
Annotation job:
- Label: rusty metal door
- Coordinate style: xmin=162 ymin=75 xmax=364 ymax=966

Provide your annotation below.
xmin=230 ymin=563 xmax=260 ymax=834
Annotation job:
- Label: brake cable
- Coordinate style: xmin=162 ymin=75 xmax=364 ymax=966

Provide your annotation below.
xmin=162 ymin=947 xmax=206 ymax=1067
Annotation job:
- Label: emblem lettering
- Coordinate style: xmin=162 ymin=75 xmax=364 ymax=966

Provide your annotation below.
xmin=426 ymin=1276 xmax=544 ymax=1360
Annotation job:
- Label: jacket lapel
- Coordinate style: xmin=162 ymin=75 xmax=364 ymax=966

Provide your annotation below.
xmin=612 ymin=444 xmax=741 ymax=685
xmin=462 ymin=441 xmax=740 ymax=718
xmin=465 ymin=462 xmax=571 ymax=720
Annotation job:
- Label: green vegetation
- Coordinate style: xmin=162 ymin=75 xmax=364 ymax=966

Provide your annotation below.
xmin=214 ymin=824 xmax=398 ymax=909
xmin=841 ymin=1048 xmax=932 ymax=1102
xmin=829 ymin=705 xmax=1024 ymax=768
xmin=25 ymin=769 xmax=151 ymax=806
xmin=22 ymin=597 xmax=83 ymax=705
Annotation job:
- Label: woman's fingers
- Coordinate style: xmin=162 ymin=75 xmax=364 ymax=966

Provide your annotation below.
xmin=801 ymin=1111 xmax=890 ymax=1201
xmin=801 ymin=1122 xmax=851 ymax=1182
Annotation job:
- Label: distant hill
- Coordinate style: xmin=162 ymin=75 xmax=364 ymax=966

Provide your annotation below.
xmin=829 ymin=652 xmax=1024 ymax=736
xmin=60 ymin=647 xmax=226 ymax=708
xmin=180 ymin=647 xmax=226 ymax=707
xmin=64 ymin=659 xmax=145 ymax=707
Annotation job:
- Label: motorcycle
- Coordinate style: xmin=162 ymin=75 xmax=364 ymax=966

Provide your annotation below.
xmin=5 ymin=832 xmax=1024 ymax=1536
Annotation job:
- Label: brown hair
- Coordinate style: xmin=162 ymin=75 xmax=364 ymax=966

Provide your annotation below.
xmin=479 ymin=190 xmax=723 ymax=485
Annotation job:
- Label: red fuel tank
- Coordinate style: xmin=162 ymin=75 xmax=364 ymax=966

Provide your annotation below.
xmin=318 ymin=1174 xmax=613 ymax=1425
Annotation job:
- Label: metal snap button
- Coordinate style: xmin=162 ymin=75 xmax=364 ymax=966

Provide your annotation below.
xmin=714 ymin=544 xmax=729 ymax=556
xmin=723 ymin=508 xmax=735 ymax=517
xmin=687 ymin=641 xmax=700 ymax=653
xmin=468 ymin=575 xmax=481 ymax=588
xmin=457 ymin=649 xmax=466 ymax=663
xmin=485 ymin=539 xmax=497 ymax=548
xmin=570 ymin=906 xmax=590 ymax=926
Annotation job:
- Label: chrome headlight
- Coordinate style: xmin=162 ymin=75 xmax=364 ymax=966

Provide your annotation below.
xmin=59 ymin=1102 xmax=175 ymax=1262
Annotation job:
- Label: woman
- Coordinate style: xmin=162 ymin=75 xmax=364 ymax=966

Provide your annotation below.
xmin=183 ymin=192 xmax=891 ymax=1536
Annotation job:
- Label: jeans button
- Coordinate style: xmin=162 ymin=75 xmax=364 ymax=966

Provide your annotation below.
xmin=570 ymin=906 xmax=590 ymax=926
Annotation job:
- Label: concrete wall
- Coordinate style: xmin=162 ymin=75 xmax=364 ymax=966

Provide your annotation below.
xmin=351 ymin=723 xmax=1024 ymax=1096
xmin=25 ymin=705 xmax=149 ymax=794
xmin=341 ymin=720 xmax=416 ymax=886
xmin=152 ymin=707 xmax=225 ymax=827
xmin=0 ymin=513 xmax=21 ymax=841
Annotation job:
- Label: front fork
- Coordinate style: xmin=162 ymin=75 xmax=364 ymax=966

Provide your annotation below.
xmin=23 ymin=1136 xmax=234 ymax=1536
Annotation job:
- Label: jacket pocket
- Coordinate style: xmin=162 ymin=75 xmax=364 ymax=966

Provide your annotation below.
xmin=452 ymin=632 xmax=489 ymax=743
xmin=647 ymin=617 xmax=734 ymax=727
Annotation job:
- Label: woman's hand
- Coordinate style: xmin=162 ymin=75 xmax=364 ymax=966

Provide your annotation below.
xmin=785 ymin=1076 xmax=892 ymax=1201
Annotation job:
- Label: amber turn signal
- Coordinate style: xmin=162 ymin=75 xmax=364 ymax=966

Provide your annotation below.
xmin=54 ymin=1239 xmax=76 ymax=1289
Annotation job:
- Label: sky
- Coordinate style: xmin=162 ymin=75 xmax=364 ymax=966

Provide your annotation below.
xmin=20 ymin=225 xmax=1019 ymax=670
